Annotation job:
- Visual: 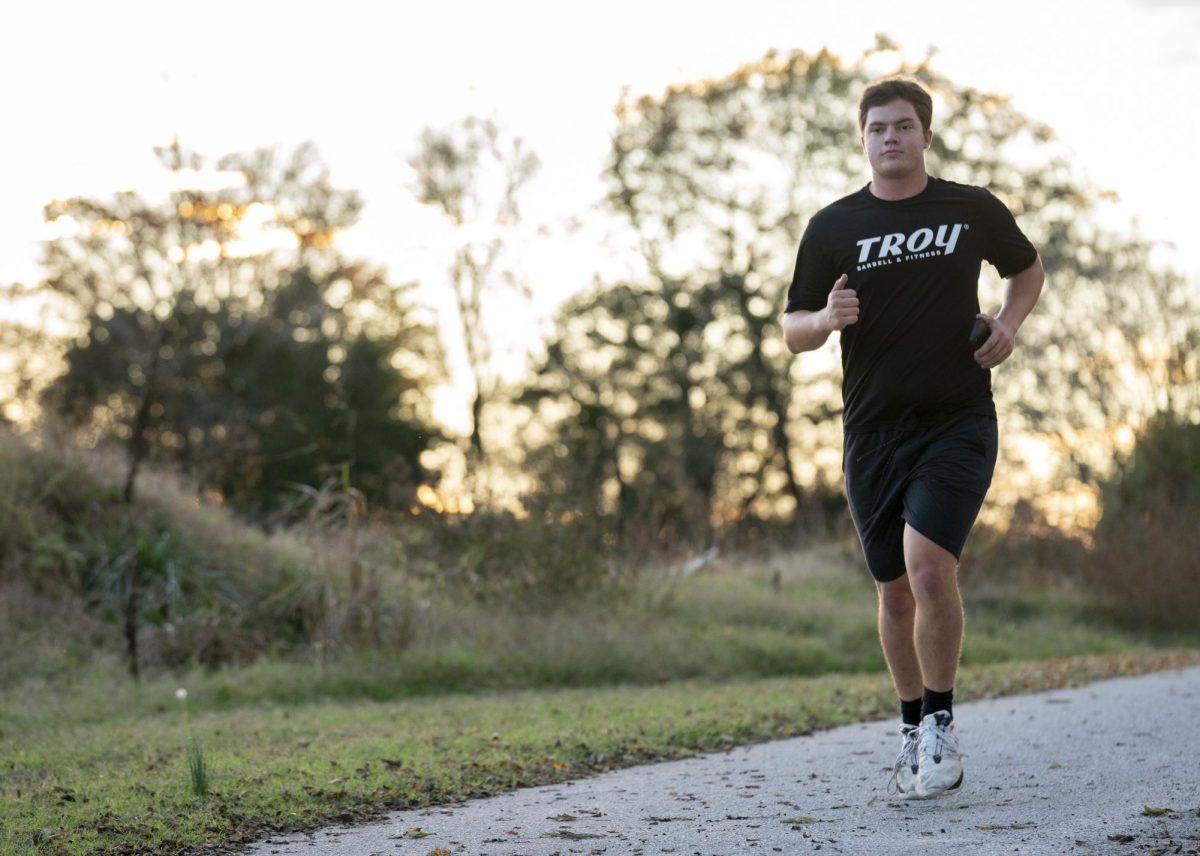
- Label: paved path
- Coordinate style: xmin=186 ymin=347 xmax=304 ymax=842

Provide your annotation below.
xmin=246 ymin=667 xmax=1200 ymax=856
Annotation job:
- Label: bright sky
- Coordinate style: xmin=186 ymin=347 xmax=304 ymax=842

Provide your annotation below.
xmin=3 ymin=0 xmax=1198 ymax=431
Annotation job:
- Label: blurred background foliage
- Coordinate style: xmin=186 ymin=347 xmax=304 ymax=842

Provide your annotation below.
xmin=25 ymin=141 xmax=443 ymax=513
xmin=0 ymin=41 xmax=1195 ymax=682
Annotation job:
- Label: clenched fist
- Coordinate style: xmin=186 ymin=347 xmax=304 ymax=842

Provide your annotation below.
xmin=972 ymin=312 xmax=1017 ymax=369
xmin=822 ymin=274 xmax=859 ymax=332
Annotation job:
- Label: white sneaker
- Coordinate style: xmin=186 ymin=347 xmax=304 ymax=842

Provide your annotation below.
xmin=887 ymin=724 xmax=921 ymax=799
xmin=916 ymin=711 xmax=963 ymax=798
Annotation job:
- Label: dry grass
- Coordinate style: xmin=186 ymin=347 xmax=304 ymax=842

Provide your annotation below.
xmin=2 ymin=423 xmax=1192 ymax=702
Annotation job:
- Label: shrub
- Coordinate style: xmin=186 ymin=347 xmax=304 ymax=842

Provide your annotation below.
xmin=411 ymin=507 xmax=625 ymax=605
xmin=1089 ymin=413 xmax=1200 ymax=633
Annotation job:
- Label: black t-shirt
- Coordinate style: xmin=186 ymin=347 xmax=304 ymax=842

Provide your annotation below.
xmin=785 ymin=177 xmax=1038 ymax=433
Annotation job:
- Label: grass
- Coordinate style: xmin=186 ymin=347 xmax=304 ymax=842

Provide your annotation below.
xmin=2 ymin=650 xmax=1196 ymax=856
xmin=10 ymin=541 xmax=1172 ymax=708
xmin=0 ymin=425 xmax=1190 ymax=698
xmin=3 ymin=428 xmax=1198 ymax=853
xmin=186 ymin=743 xmax=209 ymax=798
xmin=2 ymin=543 xmax=1197 ymax=856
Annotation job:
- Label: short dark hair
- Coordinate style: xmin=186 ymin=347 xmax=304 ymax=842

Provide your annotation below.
xmin=858 ymin=78 xmax=933 ymax=133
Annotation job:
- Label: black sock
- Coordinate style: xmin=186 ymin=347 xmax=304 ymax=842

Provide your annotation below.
xmin=922 ymin=688 xmax=954 ymax=720
xmin=900 ymin=697 xmax=923 ymax=728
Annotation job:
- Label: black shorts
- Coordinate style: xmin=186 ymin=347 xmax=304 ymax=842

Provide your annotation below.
xmin=843 ymin=411 xmax=998 ymax=583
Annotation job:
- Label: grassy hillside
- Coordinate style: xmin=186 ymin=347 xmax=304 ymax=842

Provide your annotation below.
xmin=6 ymin=427 xmax=1184 ymax=699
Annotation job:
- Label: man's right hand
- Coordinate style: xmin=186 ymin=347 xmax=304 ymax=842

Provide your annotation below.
xmin=822 ymin=274 xmax=859 ymax=332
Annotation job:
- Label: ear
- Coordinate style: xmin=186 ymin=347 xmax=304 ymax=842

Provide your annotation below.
xmin=924 ymin=129 xmax=933 ymax=149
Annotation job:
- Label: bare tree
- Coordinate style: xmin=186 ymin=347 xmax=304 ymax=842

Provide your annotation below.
xmin=408 ymin=117 xmax=540 ymax=461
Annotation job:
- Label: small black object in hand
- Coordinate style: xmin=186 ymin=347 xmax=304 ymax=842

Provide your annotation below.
xmin=969 ymin=318 xmax=991 ymax=350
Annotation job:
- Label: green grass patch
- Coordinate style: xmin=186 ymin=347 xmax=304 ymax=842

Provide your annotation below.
xmin=1 ymin=650 xmax=1196 ymax=855
xmin=186 ymin=743 xmax=209 ymax=798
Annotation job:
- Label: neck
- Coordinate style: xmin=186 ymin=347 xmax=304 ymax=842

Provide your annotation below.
xmin=868 ymin=171 xmax=929 ymax=201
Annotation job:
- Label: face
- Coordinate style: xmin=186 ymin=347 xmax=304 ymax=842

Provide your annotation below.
xmin=860 ymin=99 xmax=933 ymax=181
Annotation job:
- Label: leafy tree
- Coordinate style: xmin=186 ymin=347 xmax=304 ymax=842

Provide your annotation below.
xmin=1099 ymin=411 xmax=1200 ymax=523
xmin=520 ymin=39 xmax=1197 ymax=540
xmin=26 ymin=141 xmax=442 ymax=510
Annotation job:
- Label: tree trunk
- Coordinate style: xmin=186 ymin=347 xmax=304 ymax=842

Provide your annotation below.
xmin=123 ymin=327 xmax=167 ymax=504
xmin=469 ymin=389 xmax=485 ymax=458
xmin=124 ymin=563 xmax=141 ymax=681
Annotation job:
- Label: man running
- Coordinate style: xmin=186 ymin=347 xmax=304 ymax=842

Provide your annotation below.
xmin=782 ymin=77 xmax=1045 ymax=799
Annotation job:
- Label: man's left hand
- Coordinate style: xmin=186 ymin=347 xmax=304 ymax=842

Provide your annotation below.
xmin=973 ymin=313 xmax=1016 ymax=369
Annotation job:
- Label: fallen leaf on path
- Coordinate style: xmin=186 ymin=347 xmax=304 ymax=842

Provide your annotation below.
xmin=545 ymin=829 xmax=604 ymax=840
xmin=783 ymin=816 xmax=823 ymax=825
xmin=1109 ymin=834 xmax=1136 ymax=843
xmin=976 ymin=822 xmax=1036 ymax=830
xmin=1143 ymin=806 xmax=1177 ymax=816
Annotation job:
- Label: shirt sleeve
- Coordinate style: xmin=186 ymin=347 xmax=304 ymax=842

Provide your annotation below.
xmin=784 ymin=217 xmax=837 ymax=314
xmin=982 ymin=191 xmax=1038 ymax=278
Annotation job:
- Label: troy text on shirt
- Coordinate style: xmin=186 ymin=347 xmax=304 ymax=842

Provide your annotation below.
xmin=855 ymin=223 xmax=965 ymax=270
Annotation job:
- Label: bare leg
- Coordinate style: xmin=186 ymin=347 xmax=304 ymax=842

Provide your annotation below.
xmin=876 ymin=575 xmax=923 ymax=701
xmin=902 ymin=524 xmax=963 ymax=693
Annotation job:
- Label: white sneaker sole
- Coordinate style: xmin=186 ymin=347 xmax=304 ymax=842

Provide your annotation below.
xmin=914 ymin=772 xmax=964 ymax=800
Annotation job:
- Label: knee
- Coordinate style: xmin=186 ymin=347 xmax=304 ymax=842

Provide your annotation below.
xmin=877 ymin=579 xmax=916 ymax=619
xmin=907 ymin=558 xmax=958 ymax=602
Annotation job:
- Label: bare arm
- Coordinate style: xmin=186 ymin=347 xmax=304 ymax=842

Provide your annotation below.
xmin=974 ymin=255 xmax=1046 ymax=369
xmin=783 ymin=309 xmax=832 ymax=353
xmin=784 ymin=273 xmax=857 ymax=354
